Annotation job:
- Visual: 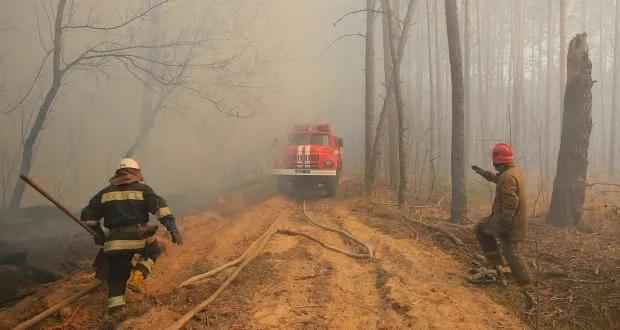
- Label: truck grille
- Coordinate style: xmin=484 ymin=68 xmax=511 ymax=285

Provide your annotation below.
xmin=297 ymin=154 xmax=319 ymax=162
xmin=289 ymin=154 xmax=320 ymax=168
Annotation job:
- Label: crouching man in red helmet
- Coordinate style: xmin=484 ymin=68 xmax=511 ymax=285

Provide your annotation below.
xmin=470 ymin=143 xmax=531 ymax=286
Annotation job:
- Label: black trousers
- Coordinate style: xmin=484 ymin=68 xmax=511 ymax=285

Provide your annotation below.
xmin=105 ymin=239 xmax=162 ymax=308
xmin=107 ymin=253 xmax=134 ymax=304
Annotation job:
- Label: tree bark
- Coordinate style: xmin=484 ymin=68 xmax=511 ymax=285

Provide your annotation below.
xmin=425 ymin=0 xmax=436 ymax=194
xmin=475 ymin=0 xmax=486 ymax=165
xmin=368 ymin=0 xmax=416 ymax=190
xmin=381 ymin=0 xmax=400 ymax=189
xmin=10 ymin=0 xmax=67 ymax=208
xmin=599 ymin=0 xmax=608 ymax=172
xmin=364 ymin=0 xmax=377 ymax=194
xmin=511 ymin=0 xmax=523 ymax=153
xmin=445 ymin=0 xmax=466 ymax=223
xmin=383 ymin=0 xmax=413 ymax=206
xmin=549 ymin=33 xmax=593 ymax=227
xmin=560 ymin=0 xmax=567 ymax=114
xmin=545 ymin=0 xmax=554 ymax=179
xmin=464 ymin=0 xmax=471 ymax=177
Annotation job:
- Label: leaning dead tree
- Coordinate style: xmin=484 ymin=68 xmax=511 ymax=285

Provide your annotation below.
xmin=549 ymin=33 xmax=593 ymax=227
xmin=444 ymin=0 xmax=466 ymax=224
xmin=5 ymin=0 xmax=200 ymax=207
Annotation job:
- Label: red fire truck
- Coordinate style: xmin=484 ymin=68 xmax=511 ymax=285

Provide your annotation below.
xmin=272 ymin=124 xmax=343 ymax=196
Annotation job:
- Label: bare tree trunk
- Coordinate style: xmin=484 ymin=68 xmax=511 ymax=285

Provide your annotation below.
xmin=464 ymin=0 xmax=471 ymax=179
xmin=383 ymin=0 xmax=414 ymax=206
xmin=549 ymin=33 xmax=593 ymax=227
xmin=599 ymin=0 xmax=608 ymax=172
xmin=610 ymin=0 xmax=620 ymax=178
xmin=364 ymin=0 xmax=377 ymax=194
xmin=511 ymin=0 xmax=523 ymax=153
xmin=545 ymin=0 xmax=554 ymax=180
xmin=381 ymin=0 xmax=400 ymax=189
xmin=560 ymin=0 xmax=567 ymax=114
xmin=425 ymin=0 xmax=436 ymax=195
xmin=433 ymin=0 xmax=443 ymax=172
xmin=445 ymin=0 xmax=466 ymax=223
xmin=368 ymin=0 xmax=415 ymax=189
xmin=475 ymin=0 xmax=486 ymax=166
xmin=10 ymin=0 xmax=67 ymax=208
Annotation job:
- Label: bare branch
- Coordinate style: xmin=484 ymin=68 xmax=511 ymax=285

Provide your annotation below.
xmin=63 ymin=0 xmax=171 ymax=31
xmin=323 ymin=33 xmax=366 ymax=53
xmin=333 ymin=9 xmax=385 ymax=27
xmin=34 ymin=5 xmax=51 ymax=53
xmin=2 ymin=49 xmax=53 ymax=115
xmin=88 ymin=41 xmax=204 ymax=54
xmin=180 ymin=85 xmax=255 ymax=119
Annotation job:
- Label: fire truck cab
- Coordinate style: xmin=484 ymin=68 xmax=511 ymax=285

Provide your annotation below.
xmin=272 ymin=124 xmax=343 ymax=196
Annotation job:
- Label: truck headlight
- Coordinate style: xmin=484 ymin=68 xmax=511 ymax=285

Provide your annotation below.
xmin=324 ymin=160 xmax=334 ymax=168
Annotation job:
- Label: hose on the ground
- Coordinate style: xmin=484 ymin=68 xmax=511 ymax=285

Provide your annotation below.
xmin=13 ymin=281 xmax=102 ymax=330
xmin=170 ymin=200 xmax=373 ymax=329
xmin=166 ymin=213 xmax=284 ymax=330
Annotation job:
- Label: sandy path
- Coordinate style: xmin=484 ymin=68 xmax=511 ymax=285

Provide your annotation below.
xmin=1 ymin=196 xmax=526 ymax=329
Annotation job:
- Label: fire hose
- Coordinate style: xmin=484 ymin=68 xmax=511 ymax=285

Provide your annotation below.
xmin=169 ymin=200 xmax=373 ymax=330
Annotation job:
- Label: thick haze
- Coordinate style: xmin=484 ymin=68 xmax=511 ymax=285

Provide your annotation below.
xmin=0 ymin=0 xmax=617 ymax=209
xmin=0 ymin=0 xmax=364 ymax=209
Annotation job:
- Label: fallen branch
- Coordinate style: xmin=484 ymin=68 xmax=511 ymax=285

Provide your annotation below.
xmin=401 ymin=215 xmax=464 ymax=246
xmin=14 ymin=281 xmax=102 ymax=330
xmin=167 ymin=215 xmax=283 ymax=330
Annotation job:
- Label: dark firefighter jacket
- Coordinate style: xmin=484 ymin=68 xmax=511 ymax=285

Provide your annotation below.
xmin=479 ymin=164 xmax=528 ymax=241
xmin=81 ymin=182 xmax=177 ymax=254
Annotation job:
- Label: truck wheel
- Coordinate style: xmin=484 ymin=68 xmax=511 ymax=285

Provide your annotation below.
xmin=326 ymin=175 xmax=339 ymax=197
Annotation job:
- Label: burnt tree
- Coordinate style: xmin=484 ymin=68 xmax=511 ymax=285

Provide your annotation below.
xmin=549 ymin=33 xmax=593 ymax=227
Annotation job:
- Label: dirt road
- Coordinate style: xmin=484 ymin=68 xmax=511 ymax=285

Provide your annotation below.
xmin=1 ymin=196 xmax=526 ymax=329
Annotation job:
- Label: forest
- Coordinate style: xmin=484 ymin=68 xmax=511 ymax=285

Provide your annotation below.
xmin=0 ymin=1 xmax=619 ymax=329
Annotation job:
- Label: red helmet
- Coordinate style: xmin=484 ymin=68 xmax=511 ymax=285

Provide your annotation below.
xmin=492 ymin=143 xmax=514 ymax=165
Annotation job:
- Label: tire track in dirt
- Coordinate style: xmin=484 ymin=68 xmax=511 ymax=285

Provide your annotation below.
xmin=3 ymin=195 xmax=528 ymax=329
xmin=325 ymin=199 xmax=527 ymax=329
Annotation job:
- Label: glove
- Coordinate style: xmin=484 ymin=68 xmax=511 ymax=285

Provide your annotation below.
xmin=93 ymin=234 xmax=105 ymax=246
xmin=170 ymin=230 xmax=184 ymax=245
xmin=86 ymin=223 xmax=105 ymax=246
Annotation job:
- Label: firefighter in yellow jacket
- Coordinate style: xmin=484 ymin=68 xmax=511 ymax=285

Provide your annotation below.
xmin=81 ymin=158 xmax=183 ymax=315
xmin=470 ymin=143 xmax=531 ymax=286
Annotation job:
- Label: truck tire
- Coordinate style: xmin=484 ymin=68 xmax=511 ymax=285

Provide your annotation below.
xmin=326 ymin=174 xmax=339 ymax=197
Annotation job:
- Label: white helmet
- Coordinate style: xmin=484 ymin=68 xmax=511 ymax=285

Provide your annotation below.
xmin=119 ymin=158 xmax=140 ymax=170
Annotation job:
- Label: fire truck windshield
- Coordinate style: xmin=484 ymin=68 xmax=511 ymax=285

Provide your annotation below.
xmin=289 ymin=134 xmax=329 ymax=145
